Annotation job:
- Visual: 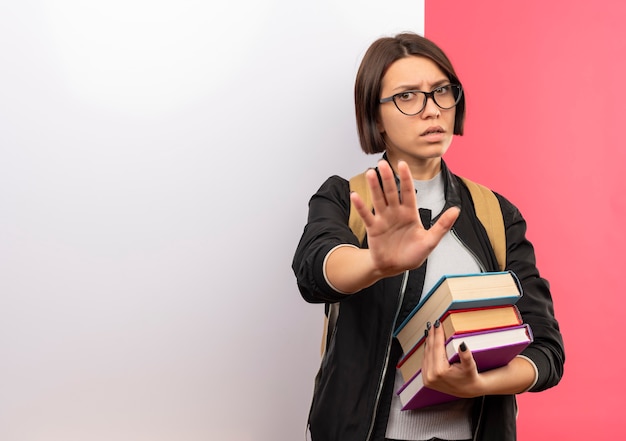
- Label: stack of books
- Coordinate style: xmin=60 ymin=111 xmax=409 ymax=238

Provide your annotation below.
xmin=393 ymin=271 xmax=533 ymax=410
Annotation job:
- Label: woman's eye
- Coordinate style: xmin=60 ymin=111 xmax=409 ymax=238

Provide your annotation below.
xmin=397 ymin=92 xmax=417 ymax=101
xmin=434 ymin=85 xmax=451 ymax=95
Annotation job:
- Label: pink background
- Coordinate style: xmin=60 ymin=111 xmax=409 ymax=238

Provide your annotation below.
xmin=426 ymin=1 xmax=626 ymax=438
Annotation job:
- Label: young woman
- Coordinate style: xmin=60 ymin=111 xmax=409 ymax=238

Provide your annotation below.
xmin=292 ymin=33 xmax=564 ymax=441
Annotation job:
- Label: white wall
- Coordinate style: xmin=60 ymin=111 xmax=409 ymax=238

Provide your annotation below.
xmin=0 ymin=1 xmax=423 ymax=440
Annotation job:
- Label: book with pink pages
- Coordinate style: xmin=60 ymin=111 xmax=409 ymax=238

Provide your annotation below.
xmin=397 ymin=323 xmax=533 ymax=411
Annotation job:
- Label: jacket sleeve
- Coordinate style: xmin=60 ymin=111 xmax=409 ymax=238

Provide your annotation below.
xmin=292 ymin=175 xmax=361 ymax=303
xmin=497 ymin=193 xmax=565 ymax=392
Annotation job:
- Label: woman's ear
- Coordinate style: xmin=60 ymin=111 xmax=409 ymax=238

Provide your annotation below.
xmin=376 ymin=118 xmax=385 ymax=134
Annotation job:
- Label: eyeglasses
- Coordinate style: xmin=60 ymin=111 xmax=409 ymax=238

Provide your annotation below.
xmin=379 ymin=84 xmax=463 ymax=116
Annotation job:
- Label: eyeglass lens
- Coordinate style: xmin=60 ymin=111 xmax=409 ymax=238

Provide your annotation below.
xmin=394 ymin=85 xmax=461 ymax=116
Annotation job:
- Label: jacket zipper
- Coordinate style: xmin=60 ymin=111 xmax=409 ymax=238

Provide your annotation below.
xmin=471 ymin=396 xmax=485 ymax=441
xmin=365 ymin=270 xmax=409 ymax=441
xmin=451 ymin=228 xmax=487 ymax=272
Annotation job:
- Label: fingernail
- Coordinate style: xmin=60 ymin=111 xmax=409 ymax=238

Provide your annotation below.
xmin=424 ymin=329 xmax=429 ymax=337
xmin=426 ymin=321 xmax=432 ymax=330
xmin=434 ymin=319 xmax=440 ymax=328
xmin=459 ymin=342 xmax=467 ymax=352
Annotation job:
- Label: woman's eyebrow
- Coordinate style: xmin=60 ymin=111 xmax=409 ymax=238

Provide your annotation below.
xmin=391 ymin=79 xmax=450 ymax=92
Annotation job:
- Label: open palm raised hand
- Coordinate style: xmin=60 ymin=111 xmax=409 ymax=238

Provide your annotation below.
xmin=350 ymin=160 xmax=460 ymax=278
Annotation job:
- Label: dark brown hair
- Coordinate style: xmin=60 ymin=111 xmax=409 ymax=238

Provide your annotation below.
xmin=354 ymin=33 xmax=466 ymax=154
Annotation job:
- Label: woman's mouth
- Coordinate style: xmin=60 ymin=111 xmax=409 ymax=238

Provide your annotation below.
xmin=421 ymin=126 xmax=445 ymax=136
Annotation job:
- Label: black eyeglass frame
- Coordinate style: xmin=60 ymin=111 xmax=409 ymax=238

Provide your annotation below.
xmin=379 ymin=84 xmax=463 ymax=116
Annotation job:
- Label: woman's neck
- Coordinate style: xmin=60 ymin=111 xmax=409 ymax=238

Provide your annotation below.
xmin=385 ymin=153 xmax=442 ymax=181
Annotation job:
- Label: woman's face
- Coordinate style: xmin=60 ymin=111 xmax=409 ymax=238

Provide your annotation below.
xmin=377 ymin=55 xmax=457 ymax=176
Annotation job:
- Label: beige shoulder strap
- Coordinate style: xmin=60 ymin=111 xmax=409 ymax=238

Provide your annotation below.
xmin=348 ymin=172 xmax=370 ymax=245
xmin=460 ymin=177 xmax=506 ymax=271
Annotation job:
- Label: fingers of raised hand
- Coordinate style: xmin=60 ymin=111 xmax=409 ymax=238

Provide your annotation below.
xmin=349 ymin=191 xmax=373 ymax=226
xmin=428 ymin=206 xmax=460 ymax=240
xmin=368 ymin=161 xmax=399 ymax=209
xmin=396 ymin=161 xmax=417 ymax=207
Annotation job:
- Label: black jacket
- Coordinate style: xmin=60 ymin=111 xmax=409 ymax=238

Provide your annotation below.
xmin=292 ymin=161 xmax=565 ymax=441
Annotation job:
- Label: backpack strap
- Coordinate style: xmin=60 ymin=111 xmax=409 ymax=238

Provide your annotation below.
xmin=347 ymin=171 xmax=506 ymax=270
xmin=348 ymin=172 xmax=371 ymax=245
xmin=460 ymin=177 xmax=506 ymax=271
xmin=320 ymin=302 xmax=338 ymax=357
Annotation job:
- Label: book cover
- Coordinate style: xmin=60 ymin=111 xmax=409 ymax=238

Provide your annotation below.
xmin=394 ymin=271 xmax=523 ymax=353
xmin=397 ymin=324 xmax=533 ymax=411
xmin=397 ymin=305 xmax=523 ymax=382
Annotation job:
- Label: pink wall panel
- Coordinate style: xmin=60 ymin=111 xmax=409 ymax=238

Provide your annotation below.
xmin=426 ymin=1 xmax=626 ymax=438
